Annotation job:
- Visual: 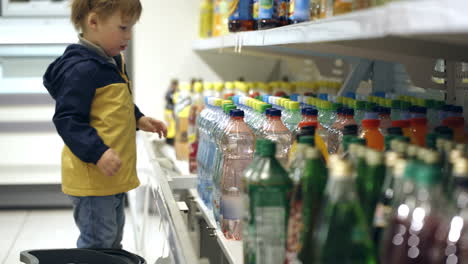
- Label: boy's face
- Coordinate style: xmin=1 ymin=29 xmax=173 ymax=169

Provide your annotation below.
xmin=87 ymin=11 xmax=136 ymax=57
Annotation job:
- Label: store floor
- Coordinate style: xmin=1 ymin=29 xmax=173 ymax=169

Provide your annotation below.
xmin=0 ymin=209 xmax=136 ymax=264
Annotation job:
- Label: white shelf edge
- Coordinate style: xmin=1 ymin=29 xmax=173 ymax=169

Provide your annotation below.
xmin=189 ymin=188 xmax=244 ymax=264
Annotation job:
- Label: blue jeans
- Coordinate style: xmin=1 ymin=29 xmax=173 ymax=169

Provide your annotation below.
xmin=68 ymin=193 xmax=126 ymax=249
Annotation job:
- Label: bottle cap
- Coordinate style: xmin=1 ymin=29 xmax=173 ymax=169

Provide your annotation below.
xmin=269 ymin=109 xmax=282 ymax=117
xmin=258 ymin=139 xmax=276 ymax=157
xmin=391 ymin=100 xmax=401 ymax=109
xmin=394 ymin=158 xmax=407 ymax=179
xmin=299 ymin=121 xmax=318 ymax=129
xmin=355 ymin=100 xmax=366 ymax=110
xmin=451 ymin=105 xmax=464 ymax=114
xmin=362 ymin=119 xmax=380 ymax=128
xmin=204 ymin=82 xmax=213 ymax=91
xmin=194 ymin=82 xmax=203 ymax=93
xmin=434 ymin=126 xmax=454 ymax=139
xmin=385 ymin=151 xmax=400 ymax=168
xmin=229 ymin=109 xmax=244 ymax=117
xmin=302 ymin=107 xmax=318 ymax=116
xmin=224 ymin=104 xmax=236 ymax=114
xmin=391 ymin=140 xmax=408 ymax=154
xmin=453 ymin=158 xmax=468 ymax=177
xmin=343 ymin=125 xmax=358 ymax=136
xmin=213 ymin=98 xmax=223 ymax=107
xmin=392 ymin=120 xmax=410 ymax=128
xmin=344 ymin=108 xmax=355 ymax=116
xmin=400 ymin=101 xmax=411 ymax=110
xmin=387 ymin=127 xmax=403 ymax=136
xmin=426 ymin=133 xmax=438 ymax=149
xmin=214 ymin=82 xmax=224 ymax=92
xmin=329 ymin=157 xmax=353 ymax=179
xmin=225 ymin=82 xmax=234 ymax=90
xmin=379 ymin=107 xmax=391 ymax=115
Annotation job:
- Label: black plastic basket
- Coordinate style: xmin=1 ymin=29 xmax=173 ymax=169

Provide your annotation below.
xmin=20 ymin=248 xmax=146 ymax=264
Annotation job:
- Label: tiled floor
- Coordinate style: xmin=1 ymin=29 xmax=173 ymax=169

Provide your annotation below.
xmin=0 ymin=209 xmax=136 ymax=264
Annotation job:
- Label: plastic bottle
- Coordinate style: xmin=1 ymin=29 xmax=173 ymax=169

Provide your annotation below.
xmin=188 ymin=82 xmax=205 ymax=174
xmin=400 ymin=101 xmax=411 ymax=120
xmin=229 ymin=0 xmax=255 ymax=32
xmin=213 ymin=0 xmax=228 ymax=36
xmin=334 ymin=0 xmax=353 ymax=15
xmin=288 ymin=123 xmax=317 ymax=168
xmin=276 ymin=0 xmax=290 ymax=27
xmin=213 ymin=82 xmax=224 ymax=98
xmin=258 ymin=0 xmax=278 ymax=29
xmin=243 ymin=139 xmax=292 ymax=264
xmin=390 ymin=100 xmax=402 ymax=121
xmin=284 ymin=101 xmax=302 ymax=131
xmin=311 ymin=157 xmax=377 ymax=264
xmin=300 ymin=107 xmax=318 ymax=123
xmin=328 ymin=108 xmax=357 ymax=154
xmin=354 ymin=100 xmax=366 ymax=127
xmin=287 ymin=145 xmax=327 ymax=264
xmin=378 ymin=107 xmax=392 ymax=136
xmin=199 ymin=0 xmax=214 ymax=38
xmin=409 ymin=117 xmax=428 ymax=147
xmin=212 ymin=104 xmax=238 ymax=226
xmin=443 ymin=117 xmax=465 ymax=144
xmin=373 ymin=154 xmax=406 ymax=247
xmin=381 ymin=151 xmax=446 ymax=264
xmin=337 ymin=124 xmax=359 ymax=157
xmin=220 ymin=109 xmax=255 ymax=240
xmin=428 ymin=158 xmax=468 ymax=264
xmin=391 ymin=120 xmax=411 ymax=138
xmin=224 ymin=82 xmax=236 ymax=99
xmin=288 ymin=0 xmax=310 ymax=24
xmin=360 ymin=119 xmax=384 ymax=151
xmin=263 ymin=108 xmax=292 ymax=168
xmin=174 ymin=83 xmax=192 ymax=160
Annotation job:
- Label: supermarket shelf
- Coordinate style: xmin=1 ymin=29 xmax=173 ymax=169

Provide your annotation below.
xmin=193 ymin=0 xmax=468 ymax=62
xmin=188 ymin=189 xmax=244 ymax=264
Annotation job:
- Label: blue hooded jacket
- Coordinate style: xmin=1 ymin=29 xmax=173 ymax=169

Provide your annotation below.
xmin=43 ymin=44 xmax=144 ymax=165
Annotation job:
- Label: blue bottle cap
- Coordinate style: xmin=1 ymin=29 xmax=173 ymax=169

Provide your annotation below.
xmin=302 ymin=107 xmax=318 ymax=116
xmin=318 ymin=93 xmax=328 ymax=101
xmin=374 ymin=92 xmax=386 ymax=98
xmin=345 ymin=92 xmax=356 ymax=99
xmin=230 ymin=109 xmax=244 ymax=117
xmin=269 ymin=109 xmax=282 ymax=117
xmin=262 ymin=95 xmax=270 ymax=103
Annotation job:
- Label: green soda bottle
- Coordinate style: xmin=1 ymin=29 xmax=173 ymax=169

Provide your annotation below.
xmin=244 ymin=139 xmax=293 ymax=264
xmin=311 ymin=156 xmax=377 ymax=264
xmin=285 ymin=144 xmax=328 ymax=263
xmin=362 ymin=149 xmax=386 ymax=225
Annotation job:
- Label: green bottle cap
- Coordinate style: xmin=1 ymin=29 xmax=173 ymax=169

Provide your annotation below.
xmin=391 ymin=100 xmax=401 ymax=109
xmin=298 ymin=136 xmax=315 ymax=145
xmin=349 ymin=137 xmax=366 ymax=146
xmin=259 ymin=104 xmax=272 ymax=113
xmin=322 ymin=101 xmax=332 ymax=110
xmin=257 ymin=139 xmax=276 ymax=157
xmin=355 ymin=100 xmax=366 ymax=110
xmin=332 ymin=103 xmax=342 ymax=111
xmin=425 ymin=99 xmax=436 ymax=109
xmin=400 ymin=101 xmax=411 ymax=110
xmin=223 ymin=104 xmax=236 ymax=114
xmin=365 ymin=102 xmax=377 ymax=111
xmin=385 ymin=135 xmax=396 ymax=150
xmin=426 ymin=133 xmax=438 ymax=149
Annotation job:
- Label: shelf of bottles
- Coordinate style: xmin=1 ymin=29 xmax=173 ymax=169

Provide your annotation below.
xmin=195 ymin=0 xmax=468 ymax=61
xmin=168 ymin=77 xmax=468 ymax=263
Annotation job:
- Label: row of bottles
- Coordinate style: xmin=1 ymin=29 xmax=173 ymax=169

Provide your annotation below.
xmin=200 ymin=0 xmax=403 ymax=38
xmin=168 ymin=77 xmax=468 ymax=263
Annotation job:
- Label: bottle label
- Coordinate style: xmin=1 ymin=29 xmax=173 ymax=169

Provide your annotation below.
xmin=289 ymin=0 xmax=310 ymax=21
xmin=253 ymin=0 xmax=259 ymax=20
xmin=255 ymin=206 xmax=286 ymax=263
xmin=275 ymin=0 xmax=289 ymax=19
xmin=259 ymin=0 xmax=274 ymax=19
xmin=229 ymin=0 xmax=253 ymax=21
xmin=221 ymin=195 xmax=243 ymax=220
xmin=373 ymin=203 xmax=392 ymax=228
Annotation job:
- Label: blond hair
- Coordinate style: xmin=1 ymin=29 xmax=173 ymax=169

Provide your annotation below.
xmin=71 ymin=0 xmax=142 ymax=31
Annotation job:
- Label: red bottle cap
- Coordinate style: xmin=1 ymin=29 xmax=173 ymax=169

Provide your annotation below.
xmin=409 ymin=118 xmax=428 ymax=126
xmin=362 ymin=119 xmax=380 ymax=128
xmin=442 ymin=117 xmax=465 ymax=127
xmin=391 ymin=120 xmax=410 ymax=128
xmin=299 ymin=121 xmax=318 ymax=128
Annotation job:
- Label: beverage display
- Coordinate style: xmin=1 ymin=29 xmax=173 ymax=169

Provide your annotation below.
xmin=288 ymin=0 xmax=310 ymax=24
xmin=170 ymin=78 xmax=466 ymax=263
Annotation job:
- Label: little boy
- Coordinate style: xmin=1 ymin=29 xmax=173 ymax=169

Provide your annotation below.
xmin=43 ymin=0 xmax=166 ymax=249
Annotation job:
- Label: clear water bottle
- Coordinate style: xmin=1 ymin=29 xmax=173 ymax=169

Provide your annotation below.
xmin=220 ymin=109 xmax=255 ymax=240
xmin=263 ymin=108 xmax=292 ymax=168
xmin=284 ymin=101 xmax=302 ymax=132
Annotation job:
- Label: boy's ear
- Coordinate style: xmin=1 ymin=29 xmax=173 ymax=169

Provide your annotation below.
xmin=87 ymin=12 xmax=99 ymax=31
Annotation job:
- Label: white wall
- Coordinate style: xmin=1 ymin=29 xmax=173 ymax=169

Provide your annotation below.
xmin=132 ymin=0 xmax=279 ymax=120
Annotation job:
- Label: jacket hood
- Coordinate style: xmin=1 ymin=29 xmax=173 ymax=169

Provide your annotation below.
xmin=43 ymin=44 xmax=112 ymax=99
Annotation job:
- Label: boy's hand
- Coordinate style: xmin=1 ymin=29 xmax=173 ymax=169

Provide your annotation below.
xmin=97 ymin=149 xmax=122 ymax=177
xmin=138 ymin=116 xmax=168 ymax=138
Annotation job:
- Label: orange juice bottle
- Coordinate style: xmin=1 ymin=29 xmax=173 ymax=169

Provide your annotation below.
xmin=409 ymin=118 xmax=428 ymax=147
xmin=360 ymin=119 xmax=384 ymax=151
xmin=391 ymin=120 xmax=411 ymax=138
